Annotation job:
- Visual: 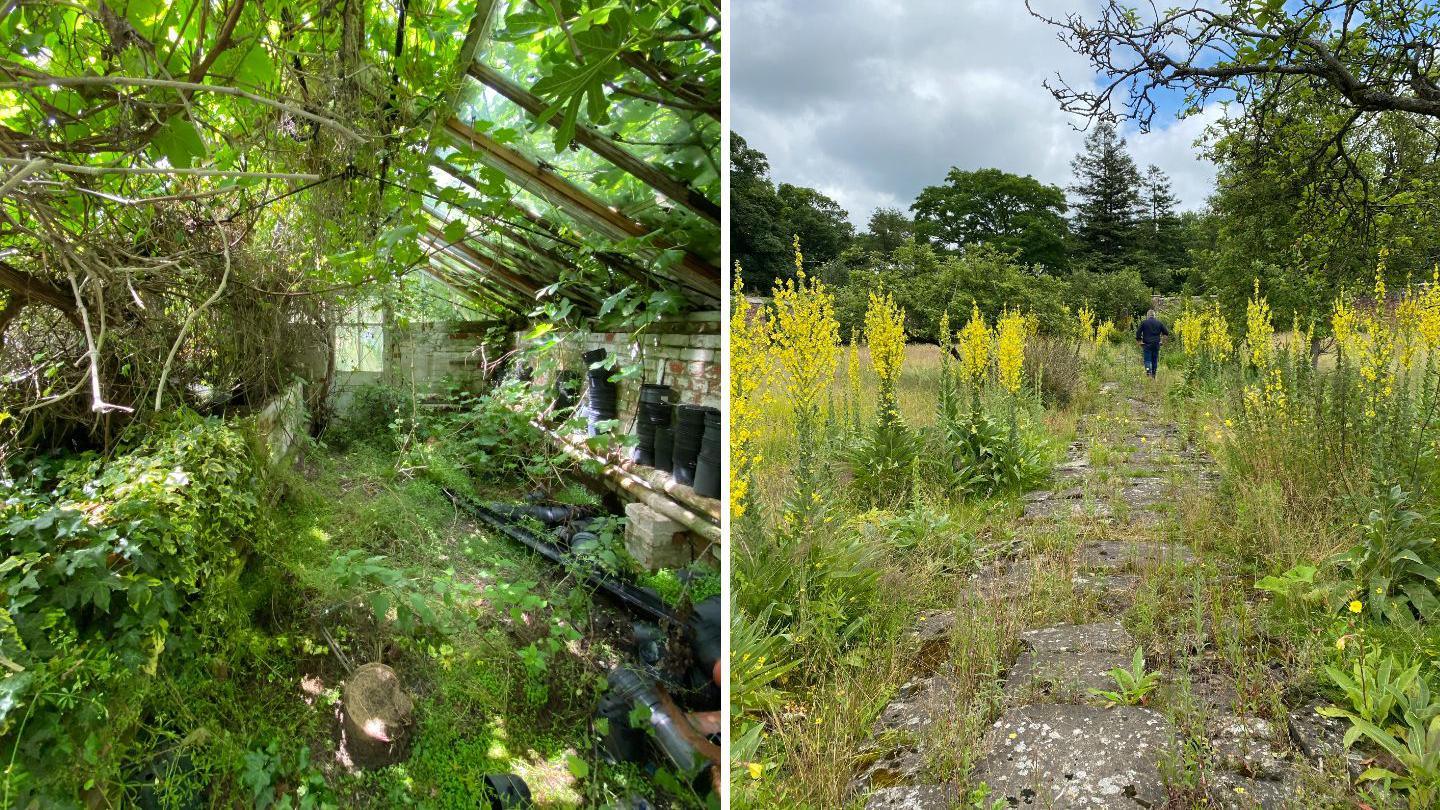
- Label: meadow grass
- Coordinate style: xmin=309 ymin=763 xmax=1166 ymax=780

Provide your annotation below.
xmin=733 ymin=340 xmax=1389 ymax=808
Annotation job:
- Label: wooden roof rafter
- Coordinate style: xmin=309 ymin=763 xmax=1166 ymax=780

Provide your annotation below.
xmin=442 ymin=117 xmax=719 ymax=300
xmin=466 ymin=61 xmax=719 ymax=226
xmin=421 ymin=261 xmax=526 ymax=316
xmin=427 ymin=155 xmax=682 ymax=298
xmin=419 ymin=227 xmax=544 ymax=301
xmin=416 ymin=0 xmax=719 ymax=315
xmin=422 ymin=203 xmax=605 ymax=312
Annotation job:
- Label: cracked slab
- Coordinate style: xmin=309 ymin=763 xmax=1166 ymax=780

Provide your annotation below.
xmin=1286 ymin=699 xmax=1364 ymax=780
xmin=907 ymin=610 xmax=956 ymax=671
xmin=1004 ymin=622 xmax=1138 ymax=699
xmin=1203 ymin=771 xmax=1301 ymax=809
xmin=871 ymin=676 xmax=956 ymax=737
xmin=973 ymin=704 xmax=1173 ymax=808
xmin=1209 ymin=716 xmax=1288 ymax=779
xmin=854 ymin=677 xmax=957 ymax=796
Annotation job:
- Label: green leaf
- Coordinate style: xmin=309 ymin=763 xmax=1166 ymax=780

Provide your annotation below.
xmin=442 ymin=218 xmax=469 ymax=244
xmin=565 ymin=754 xmax=590 ymax=779
xmin=370 ymin=592 xmax=391 ymax=624
xmin=153 ymin=115 xmax=207 ymax=168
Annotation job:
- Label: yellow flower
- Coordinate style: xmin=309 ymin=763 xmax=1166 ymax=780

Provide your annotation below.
xmin=729 ymin=263 xmax=770 ymax=520
xmin=958 ymin=302 xmax=992 ymax=386
xmin=864 ymin=289 xmax=907 ymax=422
xmin=1094 ymin=319 xmax=1116 ymax=348
xmin=1077 ymin=304 xmax=1096 ymax=344
xmin=747 ymin=763 xmax=764 ymax=779
xmin=1349 ymin=600 xmax=1363 ymax=614
xmin=1245 ymin=278 xmax=1275 ymax=369
xmin=769 ymin=237 xmax=841 ymax=418
xmin=995 ymin=308 xmax=1027 ymax=395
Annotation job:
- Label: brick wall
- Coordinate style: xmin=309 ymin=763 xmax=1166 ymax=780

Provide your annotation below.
xmin=518 ymin=310 xmax=721 ymax=421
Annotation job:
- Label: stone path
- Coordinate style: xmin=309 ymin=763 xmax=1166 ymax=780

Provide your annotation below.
xmin=855 ymin=379 xmax=1322 ymax=809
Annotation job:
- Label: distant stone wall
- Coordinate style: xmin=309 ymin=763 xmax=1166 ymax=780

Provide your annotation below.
xmin=386 ymin=320 xmax=501 ymax=392
xmin=518 ymin=310 xmax=722 ymax=422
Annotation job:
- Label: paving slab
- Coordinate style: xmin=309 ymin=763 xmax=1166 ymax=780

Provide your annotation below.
xmin=1024 ymin=492 xmax=1113 ymax=520
xmin=1076 ymin=540 xmax=1195 ymax=572
xmin=973 ymin=704 xmax=1173 ymax=808
xmin=1203 ymin=771 xmax=1302 ymax=809
xmin=863 ymin=784 xmax=961 ymax=810
xmin=1286 ymin=699 xmax=1364 ymax=780
xmin=1004 ymin=622 xmax=1138 ymax=700
xmin=907 ymin=610 xmax=956 ymax=671
xmin=1209 ymin=716 xmax=1288 ymax=779
xmin=871 ymin=675 xmax=956 ymax=737
xmin=853 ymin=676 xmax=958 ymax=795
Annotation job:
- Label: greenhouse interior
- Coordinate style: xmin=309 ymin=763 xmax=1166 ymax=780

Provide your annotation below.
xmin=0 ymin=1 xmax=721 ymax=806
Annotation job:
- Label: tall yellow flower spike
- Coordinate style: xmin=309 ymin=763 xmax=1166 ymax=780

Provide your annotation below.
xmin=1094 ymin=319 xmax=1116 ymax=348
xmin=729 ymin=264 xmax=769 ymax=519
xmin=864 ymin=290 xmax=906 ymax=391
xmin=1421 ymin=266 xmax=1440 ymax=349
xmin=958 ymin=302 xmax=992 ymax=386
xmin=1077 ymin=305 xmax=1096 ymax=344
xmin=995 ymin=308 xmax=1027 ymax=395
xmin=770 ymin=238 xmax=840 ymax=419
xmin=1203 ymin=301 xmax=1232 ymax=362
xmin=1245 ymin=278 xmax=1275 ymax=370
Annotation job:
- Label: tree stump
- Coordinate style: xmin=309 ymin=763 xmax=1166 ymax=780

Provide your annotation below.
xmin=341 ymin=662 xmax=414 ymax=768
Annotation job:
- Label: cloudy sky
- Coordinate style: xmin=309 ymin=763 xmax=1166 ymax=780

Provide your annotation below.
xmin=731 ymin=0 xmax=1225 ymax=228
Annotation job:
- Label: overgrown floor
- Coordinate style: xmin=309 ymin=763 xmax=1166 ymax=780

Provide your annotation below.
xmin=852 ymin=367 xmax=1359 ymax=808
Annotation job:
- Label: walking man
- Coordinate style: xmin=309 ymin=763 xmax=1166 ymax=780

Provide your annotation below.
xmin=1135 ymin=309 xmax=1169 ymax=378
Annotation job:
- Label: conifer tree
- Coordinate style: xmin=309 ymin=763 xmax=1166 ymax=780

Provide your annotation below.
xmin=1069 ymin=121 xmax=1142 ymax=268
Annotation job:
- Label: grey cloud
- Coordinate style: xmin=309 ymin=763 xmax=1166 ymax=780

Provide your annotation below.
xmin=732 ymin=0 xmax=1221 ymax=226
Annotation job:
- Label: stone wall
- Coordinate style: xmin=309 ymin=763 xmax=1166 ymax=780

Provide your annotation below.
xmin=520 ymin=310 xmax=722 ymax=422
xmin=385 ymin=320 xmax=501 ymax=392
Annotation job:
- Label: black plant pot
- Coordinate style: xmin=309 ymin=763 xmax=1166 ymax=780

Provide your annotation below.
xmin=693 ymin=453 xmax=720 ymax=499
xmin=654 ymin=427 xmax=674 ymax=471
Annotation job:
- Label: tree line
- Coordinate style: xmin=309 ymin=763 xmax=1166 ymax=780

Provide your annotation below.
xmin=731 ymin=122 xmax=1198 ymax=341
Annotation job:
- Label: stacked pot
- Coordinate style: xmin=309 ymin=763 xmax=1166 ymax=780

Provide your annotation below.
xmin=583 ymin=348 xmax=617 ymax=435
xmin=634 ymin=385 xmax=674 ymax=467
xmin=692 ymin=408 xmax=722 ymax=499
xmin=671 ymin=405 xmax=707 ymax=486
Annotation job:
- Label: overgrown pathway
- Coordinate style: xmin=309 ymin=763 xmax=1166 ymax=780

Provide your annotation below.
xmin=855 ymin=372 xmax=1340 ymax=809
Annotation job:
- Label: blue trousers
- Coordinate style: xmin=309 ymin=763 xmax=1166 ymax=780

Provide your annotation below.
xmin=1142 ymin=342 xmax=1160 ymax=377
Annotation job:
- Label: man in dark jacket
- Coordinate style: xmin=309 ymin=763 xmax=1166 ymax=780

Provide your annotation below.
xmin=1135 ymin=309 xmax=1169 ymax=377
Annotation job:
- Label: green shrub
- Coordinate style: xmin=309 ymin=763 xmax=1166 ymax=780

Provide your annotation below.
xmin=1336 ymin=486 xmax=1440 ymax=623
xmin=326 ymin=383 xmax=407 ymax=450
xmin=1067 ymin=268 xmax=1152 ymax=326
xmin=0 ymin=412 xmax=263 ymax=802
xmin=935 ymin=407 xmax=1050 ymax=497
xmin=1024 ymin=334 xmax=1085 ymax=407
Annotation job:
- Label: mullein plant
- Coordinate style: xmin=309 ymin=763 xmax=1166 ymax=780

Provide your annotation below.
xmin=848 ymin=289 xmax=913 ymax=504
xmin=939 ymin=304 xmax=1047 ymax=496
xmin=768 ymin=237 xmax=841 ymax=539
xmin=729 ymin=264 xmax=767 ymax=533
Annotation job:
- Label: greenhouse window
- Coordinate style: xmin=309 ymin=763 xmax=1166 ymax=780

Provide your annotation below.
xmin=336 ymin=304 xmax=384 ymax=372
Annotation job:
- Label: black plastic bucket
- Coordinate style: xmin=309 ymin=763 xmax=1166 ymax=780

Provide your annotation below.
xmin=693 ymin=408 xmax=722 ymax=498
xmin=654 ymin=426 xmax=674 ymax=471
xmin=671 ymin=405 xmax=708 ymax=485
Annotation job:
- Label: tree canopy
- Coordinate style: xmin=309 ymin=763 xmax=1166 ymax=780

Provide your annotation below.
xmin=911 ymin=167 xmax=1069 ymax=271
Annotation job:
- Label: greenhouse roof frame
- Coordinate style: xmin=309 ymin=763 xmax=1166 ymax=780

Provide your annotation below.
xmin=419 ymin=0 xmax=722 ymax=314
